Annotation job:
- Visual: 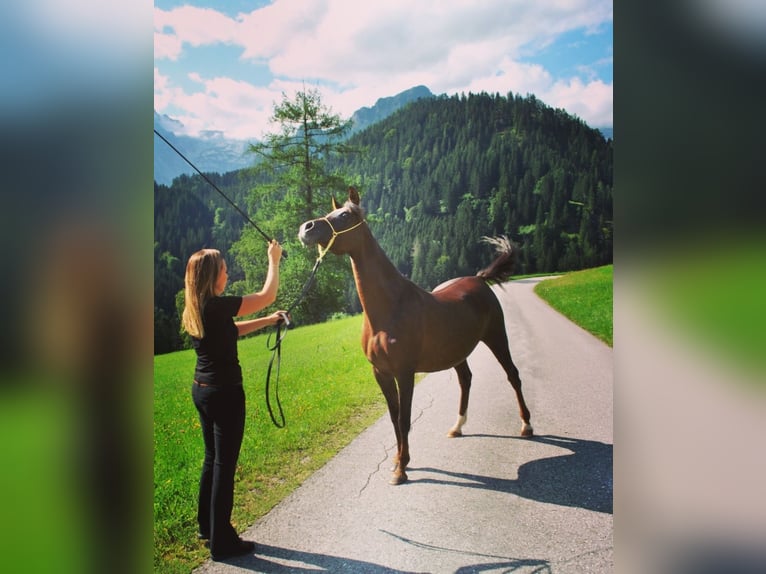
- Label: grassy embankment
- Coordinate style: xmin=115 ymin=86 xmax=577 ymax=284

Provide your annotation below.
xmin=533 ymin=265 xmax=613 ymax=346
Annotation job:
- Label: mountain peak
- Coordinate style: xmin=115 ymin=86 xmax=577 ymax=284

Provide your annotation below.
xmin=155 ymin=85 xmax=436 ymax=184
xmin=351 ymin=86 xmax=434 ymax=134
xmin=153 ymin=113 xmax=252 ymax=185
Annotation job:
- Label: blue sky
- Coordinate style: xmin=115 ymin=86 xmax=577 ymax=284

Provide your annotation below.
xmin=154 ymin=0 xmax=613 ymax=140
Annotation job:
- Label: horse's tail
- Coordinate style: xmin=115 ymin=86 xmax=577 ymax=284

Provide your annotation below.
xmin=476 ymin=235 xmax=516 ymax=285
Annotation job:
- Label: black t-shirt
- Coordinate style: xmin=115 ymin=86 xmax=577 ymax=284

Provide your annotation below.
xmin=191 ymin=295 xmax=243 ymax=385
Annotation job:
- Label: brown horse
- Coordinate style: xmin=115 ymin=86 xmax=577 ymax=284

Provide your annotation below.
xmin=298 ymin=187 xmax=532 ymax=485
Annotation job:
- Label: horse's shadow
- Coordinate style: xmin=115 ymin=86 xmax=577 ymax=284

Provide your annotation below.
xmin=408 ymin=434 xmax=613 ymax=514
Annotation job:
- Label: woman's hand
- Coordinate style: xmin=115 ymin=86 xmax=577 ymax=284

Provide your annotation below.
xmin=271 ymin=310 xmax=290 ymax=327
xmin=235 ymin=310 xmax=291 ymax=336
xmin=268 ymin=240 xmax=283 ymax=265
xmin=236 ymin=241 xmax=282 ymax=317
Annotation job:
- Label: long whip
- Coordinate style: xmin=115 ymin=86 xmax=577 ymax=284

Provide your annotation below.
xmin=153 ymin=129 xmax=287 ymax=257
xmin=154 ymin=128 xmax=331 ymax=427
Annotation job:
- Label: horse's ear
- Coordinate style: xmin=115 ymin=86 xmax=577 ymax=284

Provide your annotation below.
xmin=348 ymin=186 xmax=360 ymax=205
xmin=332 ymin=196 xmax=340 ymax=210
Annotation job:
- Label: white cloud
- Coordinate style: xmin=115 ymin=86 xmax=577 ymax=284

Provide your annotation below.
xmin=545 ymin=77 xmax=613 ymax=127
xmin=153 ymin=0 xmax=613 ymax=136
xmin=154 ymin=6 xmax=239 ymax=48
xmin=236 ymin=0 xmax=328 ymax=61
xmin=154 ymin=30 xmax=183 ymax=61
xmin=243 ymin=0 xmax=610 ymax=86
xmin=154 ymin=67 xmax=179 ymax=112
xmin=168 ymin=74 xmax=283 ymax=139
xmin=457 ymin=57 xmax=552 ymax=97
xmin=576 ymin=55 xmax=614 ymax=83
xmin=154 ymin=6 xmax=230 ymax=61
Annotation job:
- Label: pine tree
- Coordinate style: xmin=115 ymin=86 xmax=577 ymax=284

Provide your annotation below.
xmin=232 ymin=87 xmax=360 ymax=324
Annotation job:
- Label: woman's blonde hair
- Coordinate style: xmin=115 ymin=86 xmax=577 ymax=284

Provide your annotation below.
xmin=181 ymin=249 xmax=224 ymax=339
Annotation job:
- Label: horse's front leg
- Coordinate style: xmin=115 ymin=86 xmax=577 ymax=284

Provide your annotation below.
xmin=391 ymin=371 xmax=414 ymax=485
xmin=372 ymin=368 xmax=402 ymax=472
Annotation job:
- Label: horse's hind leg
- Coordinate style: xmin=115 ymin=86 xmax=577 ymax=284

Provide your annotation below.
xmin=447 ymin=360 xmax=472 ymax=438
xmin=484 ymin=327 xmax=533 ymax=437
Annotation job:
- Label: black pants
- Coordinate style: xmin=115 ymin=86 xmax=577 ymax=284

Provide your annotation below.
xmin=192 ymin=382 xmax=246 ymax=555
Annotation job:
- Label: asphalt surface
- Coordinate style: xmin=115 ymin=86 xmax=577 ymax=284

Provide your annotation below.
xmin=195 ymin=277 xmax=613 ymax=573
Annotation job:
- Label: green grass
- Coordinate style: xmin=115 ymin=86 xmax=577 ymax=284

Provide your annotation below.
xmin=532 ymin=265 xmax=613 ymax=346
xmin=154 ymin=315 xmax=387 ymax=573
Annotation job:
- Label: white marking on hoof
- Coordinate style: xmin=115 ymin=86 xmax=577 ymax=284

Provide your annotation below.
xmin=447 ymin=414 xmax=467 ymax=438
xmin=521 ymin=422 xmax=534 ymax=437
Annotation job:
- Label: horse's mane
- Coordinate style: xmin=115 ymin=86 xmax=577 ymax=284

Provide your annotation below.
xmin=476 ymin=236 xmax=516 ymax=285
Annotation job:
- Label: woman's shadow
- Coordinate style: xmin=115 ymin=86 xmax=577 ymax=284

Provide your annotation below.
xmin=409 ymin=434 xmax=613 ymax=514
xmin=227 ymin=543 xmax=428 ymax=573
xmin=222 ymin=542 xmax=550 ymax=573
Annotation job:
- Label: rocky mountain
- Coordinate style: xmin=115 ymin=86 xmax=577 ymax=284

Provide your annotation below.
xmin=153 ymin=112 xmax=253 ymax=185
xmin=349 ymin=85 xmax=434 ymax=135
xmin=154 ymin=86 xmax=436 ymax=185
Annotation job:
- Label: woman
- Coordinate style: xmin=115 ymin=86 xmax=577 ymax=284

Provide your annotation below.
xmin=181 ymin=240 xmax=285 ymax=561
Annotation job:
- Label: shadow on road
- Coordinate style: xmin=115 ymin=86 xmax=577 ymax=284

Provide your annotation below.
xmin=380 ymin=529 xmax=552 ymax=573
xmin=207 ymin=435 xmax=608 ymax=571
xmin=408 ymin=435 xmax=612 ymax=514
xmin=223 ymin=540 xmax=551 ymax=573
xmin=219 ymin=542 xmax=426 ymax=573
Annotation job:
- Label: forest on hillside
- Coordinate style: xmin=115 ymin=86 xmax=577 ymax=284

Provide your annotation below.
xmin=331 ymin=92 xmax=612 ymax=286
xmin=154 ymin=91 xmax=613 ymax=354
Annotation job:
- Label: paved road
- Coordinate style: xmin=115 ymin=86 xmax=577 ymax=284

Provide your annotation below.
xmin=196 ymin=277 xmax=613 ymax=573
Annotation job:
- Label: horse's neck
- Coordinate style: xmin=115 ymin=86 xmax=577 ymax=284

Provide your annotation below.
xmin=350 ymin=234 xmax=408 ymax=322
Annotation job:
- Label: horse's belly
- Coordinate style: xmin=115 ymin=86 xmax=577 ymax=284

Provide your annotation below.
xmin=363 ymin=313 xmax=483 ymax=374
xmin=364 ymin=330 xmax=449 ymax=374
xmin=415 ymin=339 xmax=480 ymax=373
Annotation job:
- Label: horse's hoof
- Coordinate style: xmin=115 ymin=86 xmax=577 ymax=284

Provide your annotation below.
xmin=521 ymin=426 xmax=534 ymax=437
xmin=447 ymin=429 xmax=462 ymax=438
xmin=389 ymin=471 xmax=408 ymax=485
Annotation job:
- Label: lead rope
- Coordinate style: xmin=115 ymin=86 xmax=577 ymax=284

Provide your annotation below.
xmin=264 ymin=255 xmax=323 ymax=428
xmin=263 ymin=217 xmax=365 ymax=427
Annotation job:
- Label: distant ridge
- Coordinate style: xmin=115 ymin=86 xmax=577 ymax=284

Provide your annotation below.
xmin=153 ymin=112 xmax=252 ymax=185
xmin=350 ymin=85 xmax=434 ymax=134
xmin=155 ymin=87 xmax=610 ymax=184
xmin=154 ymin=86 xmax=435 ymax=185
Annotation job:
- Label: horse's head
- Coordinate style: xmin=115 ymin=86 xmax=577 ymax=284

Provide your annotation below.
xmin=299 ymin=186 xmax=366 ymax=256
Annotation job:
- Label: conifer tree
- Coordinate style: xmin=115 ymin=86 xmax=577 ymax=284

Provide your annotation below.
xmin=231 ymin=87 xmax=360 ymax=324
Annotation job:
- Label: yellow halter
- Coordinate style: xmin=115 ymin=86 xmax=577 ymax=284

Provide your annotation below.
xmin=317 ymin=217 xmax=366 ymax=261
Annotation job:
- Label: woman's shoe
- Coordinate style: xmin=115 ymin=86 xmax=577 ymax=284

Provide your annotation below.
xmin=211 ymin=538 xmax=255 ymax=561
